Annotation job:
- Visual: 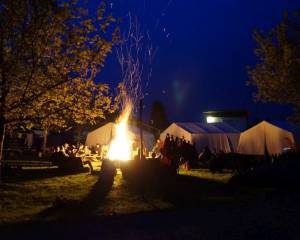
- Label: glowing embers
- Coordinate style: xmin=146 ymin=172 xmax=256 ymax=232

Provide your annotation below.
xmin=107 ymin=103 xmax=133 ymax=161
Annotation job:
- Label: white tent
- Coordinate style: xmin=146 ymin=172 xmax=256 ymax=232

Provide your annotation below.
xmin=160 ymin=122 xmax=240 ymax=153
xmin=270 ymin=121 xmax=300 ymax=151
xmin=85 ymin=122 xmax=155 ymax=151
xmin=237 ymin=121 xmax=295 ymax=155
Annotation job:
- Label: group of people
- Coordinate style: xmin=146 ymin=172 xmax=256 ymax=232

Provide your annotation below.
xmin=158 ymin=133 xmax=198 ymax=170
xmin=53 ymin=136 xmax=200 ymax=169
xmin=53 ymin=143 xmax=111 ymax=160
xmin=55 ymin=143 xmax=92 ymax=158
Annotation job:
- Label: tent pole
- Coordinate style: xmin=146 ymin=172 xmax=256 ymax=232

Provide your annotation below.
xmin=139 ymin=99 xmax=143 ymax=160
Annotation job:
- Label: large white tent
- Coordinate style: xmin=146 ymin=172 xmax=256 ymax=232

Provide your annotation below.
xmin=237 ymin=121 xmax=295 ymax=155
xmin=85 ymin=122 xmax=155 ymax=151
xmin=160 ymin=122 xmax=240 ymax=153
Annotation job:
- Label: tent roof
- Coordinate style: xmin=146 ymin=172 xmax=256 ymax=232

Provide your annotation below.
xmin=85 ymin=122 xmax=155 ymax=150
xmin=88 ymin=122 xmax=154 ymax=137
xmin=88 ymin=122 xmax=114 ymax=135
xmin=238 ymin=120 xmax=295 ymax=155
xmin=245 ymin=121 xmax=293 ymax=134
xmin=160 ymin=122 xmax=240 ymax=153
xmin=174 ymin=122 xmax=239 ymax=134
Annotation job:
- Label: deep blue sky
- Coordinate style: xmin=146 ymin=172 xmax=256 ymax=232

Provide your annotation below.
xmin=97 ymin=0 xmax=300 ymax=123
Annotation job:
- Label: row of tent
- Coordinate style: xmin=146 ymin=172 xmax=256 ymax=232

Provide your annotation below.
xmin=85 ymin=121 xmax=299 ymax=156
xmin=160 ymin=121 xmax=298 ymax=155
xmin=160 ymin=122 xmax=240 ymax=153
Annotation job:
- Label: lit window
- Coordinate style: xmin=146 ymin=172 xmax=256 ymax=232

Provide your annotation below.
xmin=207 ymin=116 xmax=218 ymax=123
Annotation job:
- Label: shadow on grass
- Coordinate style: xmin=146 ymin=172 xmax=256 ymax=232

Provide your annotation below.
xmin=161 ymin=174 xmax=225 ymax=207
xmin=2 ymin=164 xmax=300 ymax=239
xmin=121 ymin=160 xmax=226 ymax=207
xmin=32 ymin=165 xmax=225 ymax=221
xmin=35 ymin=161 xmax=116 ymax=221
xmin=0 ymin=168 xmax=239 ymax=240
xmin=121 ymin=164 xmax=226 ymax=209
xmin=3 ymin=167 xmax=90 ymax=183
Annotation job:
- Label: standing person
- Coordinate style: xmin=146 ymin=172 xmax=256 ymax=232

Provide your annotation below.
xmin=170 ymin=136 xmax=180 ymax=173
xmin=181 ymin=139 xmax=190 ymax=170
xmin=152 ymin=139 xmax=163 ymax=158
xmin=95 ymin=144 xmax=101 ymax=156
xmin=190 ymin=142 xmax=198 ymax=168
xmin=25 ymin=132 xmax=33 ymax=149
xmin=161 ymin=133 xmax=171 ymax=166
xmin=162 ymin=134 xmax=170 ymax=156
xmin=169 ymin=135 xmax=176 ymax=153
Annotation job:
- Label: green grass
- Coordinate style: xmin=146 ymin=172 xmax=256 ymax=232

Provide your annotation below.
xmin=97 ymin=169 xmax=173 ymax=215
xmin=0 ymin=168 xmax=234 ymax=224
xmin=0 ymin=172 xmax=98 ymax=223
xmin=179 ymin=169 xmax=233 ymax=183
xmin=1 ymin=167 xmax=299 ymax=240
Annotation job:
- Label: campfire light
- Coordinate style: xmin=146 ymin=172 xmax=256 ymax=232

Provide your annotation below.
xmin=107 ymin=102 xmax=133 ymax=161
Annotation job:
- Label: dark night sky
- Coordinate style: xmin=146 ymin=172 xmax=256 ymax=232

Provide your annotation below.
xmin=96 ymin=0 xmax=300 ymax=123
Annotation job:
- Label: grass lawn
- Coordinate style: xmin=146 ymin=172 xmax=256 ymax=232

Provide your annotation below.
xmin=179 ymin=169 xmax=232 ymax=183
xmin=0 ymin=167 xmax=233 ymax=224
xmin=0 ymin=170 xmax=98 ymax=223
xmin=2 ymin=167 xmax=300 ymax=240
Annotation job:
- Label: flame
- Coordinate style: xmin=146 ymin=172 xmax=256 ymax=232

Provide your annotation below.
xmin=107 ymin=102 xmax=133 ymax=161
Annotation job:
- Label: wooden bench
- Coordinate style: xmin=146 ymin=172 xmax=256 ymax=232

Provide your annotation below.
xmin=1 ymin=160 xmax=53 ymax=169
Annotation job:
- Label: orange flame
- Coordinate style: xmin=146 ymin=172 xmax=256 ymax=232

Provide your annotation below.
xmin=107 ymin=101 xmax=133 ymax=161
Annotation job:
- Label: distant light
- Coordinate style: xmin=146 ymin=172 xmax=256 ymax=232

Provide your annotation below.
xmin=207 ymin=116 xmax=218 ymax=123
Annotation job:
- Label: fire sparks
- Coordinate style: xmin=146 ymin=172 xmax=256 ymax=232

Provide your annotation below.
xmin=107 ymin=102 xmax=133 ymax=161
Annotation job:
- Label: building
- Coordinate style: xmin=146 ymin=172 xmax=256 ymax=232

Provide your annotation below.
xmin=203 ymin=110 xmax=248 ymax=131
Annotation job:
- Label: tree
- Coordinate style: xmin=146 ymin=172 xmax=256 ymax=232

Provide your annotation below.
xmin=149 ymin=100 xmax=168 ymax=131
xmin=63 ymin=78 xmax=114 ymax=146
xmin=32 ymin=78 xmax=114 ymax=152
xmin=0 ymin=0 xmax=118 ymax=179
xmin=248 ymin=11 xmax=300 ymax=124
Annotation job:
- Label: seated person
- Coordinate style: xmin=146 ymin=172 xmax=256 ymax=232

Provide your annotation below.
xmin=84 ymin=145 xmax=91 ymax=155
xmin=95 ymin=144 xmax=101 ymax=156
xmin=76 ymin=144 xmax=85 ymax=157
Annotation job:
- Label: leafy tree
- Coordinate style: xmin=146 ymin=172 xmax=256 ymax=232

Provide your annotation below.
xmin=0 ymin=0 xmax=117 ymax=169
xmin=248 ymin=11 xmax=300 ymax=124
xmin=149 ymin=100 xmax=168 ymax=131
xmin=61 ymin=78 xmax=114 ymax=146
xmin=32 ymin=79 xmax=114 ymax=152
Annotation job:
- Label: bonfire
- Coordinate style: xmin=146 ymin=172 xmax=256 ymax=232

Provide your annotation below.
xmin=107 ymin=102 xmax=134 ymax=161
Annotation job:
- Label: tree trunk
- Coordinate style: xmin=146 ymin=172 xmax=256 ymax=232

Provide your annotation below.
xmin=76 ymin=125 xmax=83 ymax=146
xmin=0 ymin=123 xmax=6 ymax=184
xmin=43 ymin=129 xmax=48 ymax=154
xmin=0 ymin=23 xmax=7 ymax=183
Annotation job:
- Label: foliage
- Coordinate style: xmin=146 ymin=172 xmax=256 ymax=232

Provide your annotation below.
xmin=35 ymin=78 xmax=114 ymax=149
xmin=0 ymin=0 xmax=120 ymax=156
xmin=248 ymin=11 xmax=300 ymax=123
xmin=0 ymin=0 xmax=117 ymax=130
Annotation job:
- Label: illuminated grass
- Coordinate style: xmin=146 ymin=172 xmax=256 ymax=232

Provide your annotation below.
xmin=0 ymin=173 xmax=98 ymax=223
xmin=179 ymin=169 xmax=233 ymax=183
xmin=0 ymin=168 xmax=233 ymax=224
xmin=97 ymin=170 xmax=173 ymax=215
